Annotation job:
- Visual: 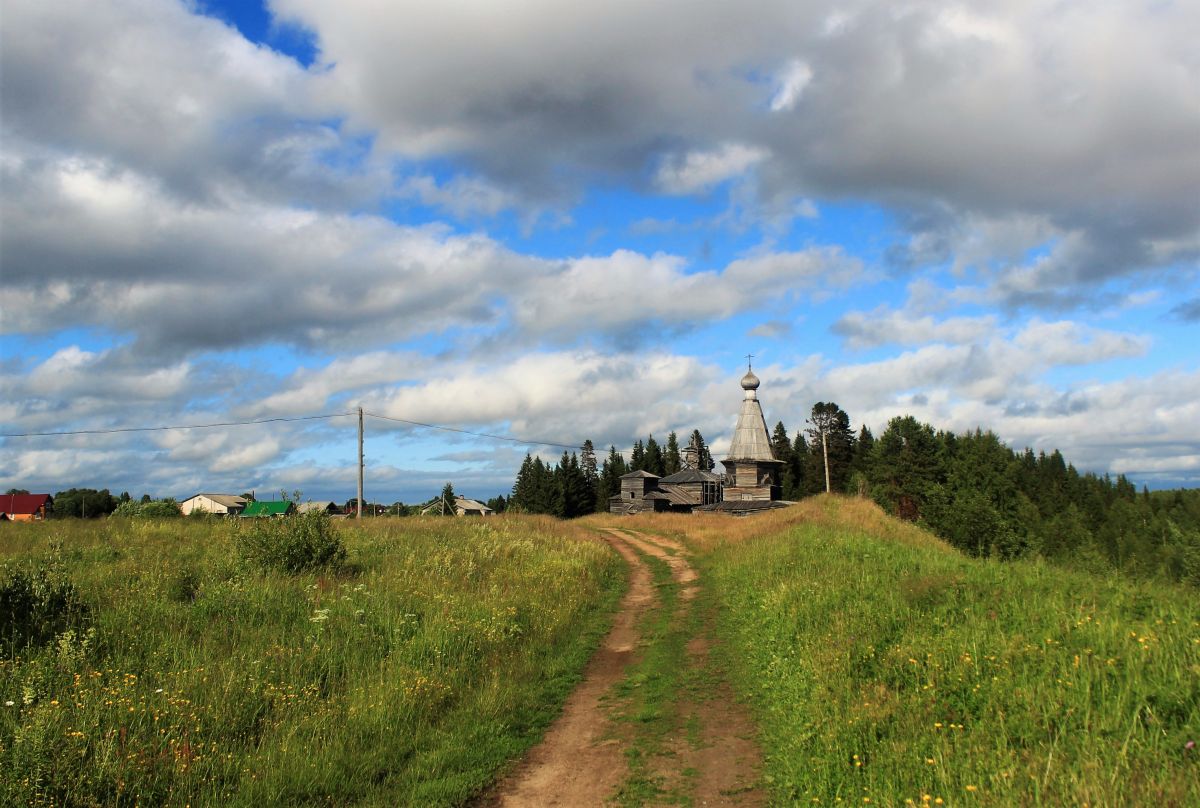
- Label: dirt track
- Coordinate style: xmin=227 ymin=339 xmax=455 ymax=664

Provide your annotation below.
xmin=481 ymin=528 xmax=764 ymax=807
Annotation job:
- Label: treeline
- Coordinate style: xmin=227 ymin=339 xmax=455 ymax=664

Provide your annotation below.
xmin=508 ymin=430 xmax=715 ymax=517
xmin=769 ymin=405 xmax=1200 ymax=585
xmin=505 ymin=403 xmax=1200 ymax=586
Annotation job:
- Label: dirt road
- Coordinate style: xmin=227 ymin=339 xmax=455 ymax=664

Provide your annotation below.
xmin=480 ymin=528 xmax=765 ymax=807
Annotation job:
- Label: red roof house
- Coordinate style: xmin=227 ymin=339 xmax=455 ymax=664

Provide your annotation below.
xmin=0 ymin=494 xmax=53 ymax=522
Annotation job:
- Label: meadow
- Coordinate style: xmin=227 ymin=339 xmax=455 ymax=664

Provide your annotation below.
xmin=4 ymin=500 xmax=1198 ymax=807
xmin=618 ymin=498 xmax=1199 ymax=806
xmin=0 ymin=514 xmax=624 ymax=806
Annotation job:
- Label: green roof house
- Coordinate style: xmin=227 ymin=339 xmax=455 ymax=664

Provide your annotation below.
xmin=239 ymin=500 xmax=296 ymax=517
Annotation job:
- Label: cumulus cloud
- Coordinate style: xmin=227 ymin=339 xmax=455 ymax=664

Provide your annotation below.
xmin=264 ymin=0 xmax=1200 ymax=296
xmin=510 ymin=247 xmax=861 ymax=341
xmin=769 ymin=59 xmax=814 ymax=112
xmin=833 ymin=307 xmax=998 ymax=349
xmin=655 ymin=143 xmax=768 ymax=195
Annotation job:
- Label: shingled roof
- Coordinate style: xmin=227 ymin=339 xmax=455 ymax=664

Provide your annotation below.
xmin=726 ymin=368 xmax=781 ymax=463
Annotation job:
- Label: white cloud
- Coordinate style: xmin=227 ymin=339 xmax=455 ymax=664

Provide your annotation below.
xmin=769 ymin=59 xmax=813 ymax=112
xmin=655 ymin=143 xmax=768 ymax=195
xmin=833 ymin=307 xmax=998 ymax=349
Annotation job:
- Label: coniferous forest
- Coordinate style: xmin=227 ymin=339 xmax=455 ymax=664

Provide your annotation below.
xmin=506 ymin=409 xmax=1200 ymax=586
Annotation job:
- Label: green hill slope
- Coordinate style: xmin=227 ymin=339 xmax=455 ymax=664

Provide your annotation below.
xmin=691 ymin=497 xmax=1199 ymax=806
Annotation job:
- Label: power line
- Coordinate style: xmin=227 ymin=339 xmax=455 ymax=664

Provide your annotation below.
xmin=364 ymin=411 xmax=580 ymax=450
xmin=0 ymin=412 xmax=356 ymax=438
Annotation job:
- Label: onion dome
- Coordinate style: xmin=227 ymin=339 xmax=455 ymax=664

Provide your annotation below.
xmin=740 ymin=368 xmax=760 ymax=391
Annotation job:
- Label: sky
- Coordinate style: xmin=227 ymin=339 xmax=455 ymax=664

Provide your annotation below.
xmin=1 ymin=0 xmax=1197 ymax=504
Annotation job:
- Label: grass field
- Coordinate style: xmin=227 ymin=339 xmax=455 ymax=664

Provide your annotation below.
xmin=0 ymin=514 xmax=624 ymax=806
xmin=626 ymin=497 xmax=1199 ymax=806
xmin=5 ymin=500 xmax=1197 ymax=806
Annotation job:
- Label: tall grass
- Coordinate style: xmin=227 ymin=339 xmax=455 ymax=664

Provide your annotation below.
xmin=695 ymin=496 xmax=1199 ymax=806
xmin=0 ymin=515 xmax=622 ymax=806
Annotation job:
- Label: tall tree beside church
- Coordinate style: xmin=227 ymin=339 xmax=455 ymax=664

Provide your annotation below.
xmin=771 ymin=421 xmax=798 ymax=498
xmin=869 ymin=415 xmax=942 ymax=521
xmin=598 ymin=446 xmax=627 ymax=507
xmin=664 ymin=432 xmax=682 ymax=475
xmin=580 ymin=439 xmax=599 ymax=514
xmin=806 ymin=402 xmax=855 ymax=493
xmin=630 ymin=440 xmax=646 ymax=471
xmin=788 ymin=431 xmax=809 ymax=499
xmin=849 ymin=425 xmax=876 ymax=496
xmin=644 ymin=434 xmax=666 ymax=476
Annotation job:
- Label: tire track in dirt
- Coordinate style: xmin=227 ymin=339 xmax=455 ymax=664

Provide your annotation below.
xmin=479 ymin=528 xmax=764 ymax=807
xmin=479 ymin=531 xmax=656 ymax=807
xmin=611 ymin=529 xmax=765 ymax=807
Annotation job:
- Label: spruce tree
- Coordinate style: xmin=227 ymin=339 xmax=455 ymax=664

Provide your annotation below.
xmin=789 ymin=431 xmax=808 ymax=499
xmin=511 ymin=453 xmax=534 ymax=511
xmin=644 ymin=434 xmax=665 ymax=476
xmin=580 ymin=440 xmax=599 ymax=514
xmin=805 ymin=402 xmax=855 ymax=493
xmin=630 ymin=440 xmax=645 ymax=471
xmin=664 ymin=432 xmax=682 ymax=475
xmin=598 ymin=445 xmax=627 ymax=508
xmin=438 ymin=482 xmax=456 ymax=516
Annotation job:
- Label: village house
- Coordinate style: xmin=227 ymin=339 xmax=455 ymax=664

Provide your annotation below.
xmin=0 ymin=493 xmax=52 ymax=521
xmin=420 ymin=496 xmax=495 ymax=516
xmin=297 ymin=501 xmax=342 ymax=515
xmin=179 ymin=493 xmax=247 ymax=516
xmin=609 ymin=467 xmax=724 ymax=515
xmin=238 ymin=500 xmax=296 ymax=517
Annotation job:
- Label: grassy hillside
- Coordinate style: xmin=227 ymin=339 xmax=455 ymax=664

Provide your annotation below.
xmin=0 ymin=515 xmax=623 ymax=807
xmin=656 ymin=497 xmax=1198 ymax=806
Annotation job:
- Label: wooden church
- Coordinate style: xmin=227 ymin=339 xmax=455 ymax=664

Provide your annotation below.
xmin=610 ymin=362 xmax=788 ymax=514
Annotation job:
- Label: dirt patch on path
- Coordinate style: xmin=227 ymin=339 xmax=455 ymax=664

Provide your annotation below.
xmin=613 ymin=529 xmax=765 ymax=807
xmin=479 ymin=528 xmax=764 ymax=807
xmin=479 ymin=532 xmax=655 ymax=807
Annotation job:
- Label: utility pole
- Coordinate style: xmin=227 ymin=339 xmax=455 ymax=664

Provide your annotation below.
xmin=357 ymin=406 xmax=364 ymax=520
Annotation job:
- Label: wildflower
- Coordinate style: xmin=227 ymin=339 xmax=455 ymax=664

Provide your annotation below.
xmin=1186 ymin=741 xmax=1195 ymax=751
xmin=966 ymin=785 xmax=977 ymax=792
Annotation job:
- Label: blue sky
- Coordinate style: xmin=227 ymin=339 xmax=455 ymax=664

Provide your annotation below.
xmin=1 ymin=0 xmax=1197 ymax=503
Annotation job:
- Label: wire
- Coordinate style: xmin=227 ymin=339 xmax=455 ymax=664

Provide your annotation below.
xmin=364 ymin=411 xmax=580 ymax=450
xmin=0 ymin=412 xmax=356 ymax=438
xmin=2 ymin=408 xmax=585 ymax=453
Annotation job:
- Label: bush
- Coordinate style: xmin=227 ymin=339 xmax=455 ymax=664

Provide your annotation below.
xmin=0 ymin=566 xmax=89 ymax=652
xmin=234 ymin=510 xmax=347 ymax=573
xmin=112 ymin=498 xmax=182 ymax=519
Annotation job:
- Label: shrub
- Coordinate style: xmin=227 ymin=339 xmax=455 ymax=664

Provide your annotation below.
xmin=234 ymin=510 xmax=347 ymax=573
xmin=167 ymin=566 xmax=202 ymax=602
xmin=0 ymin=566 xmax=89 ymax=652
xmin=112 ymin=498 xmax=182 ymax=519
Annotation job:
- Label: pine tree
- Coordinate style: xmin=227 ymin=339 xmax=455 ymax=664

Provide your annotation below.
xmin=557 ymin=452 xmax=589 ymax=518
xmin=664 ymin=432 xmax=682 ymax=475
xmin=644 ymin=434 xmax=666 ymax=476
xmin=530 ymin=457 xmax=555 ymax=514
xmin=768 ymin=421 xmax=794 ymax=497
xmin=868 ymin=415 xmax=942 ymax=521
xmin=438 ymin=482 xmax=456 ymax=516
xmin=580 ymin=440 xmax=599 ymax=514
xmin=511 ymin=453 xmax=534 ymax=511
xmin=598 ymin=446 xmax=627 ymax=508
xmin=805 ymin=402 xmax=855 ymax=493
